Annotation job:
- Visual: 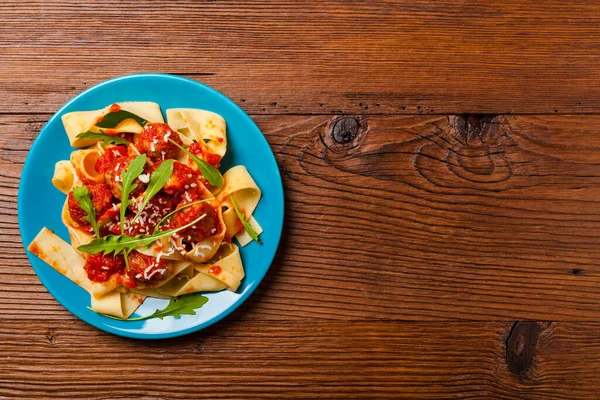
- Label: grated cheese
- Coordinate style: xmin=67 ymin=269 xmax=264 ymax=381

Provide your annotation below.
xmin=138 ymin=173 xmax=150 ymax=183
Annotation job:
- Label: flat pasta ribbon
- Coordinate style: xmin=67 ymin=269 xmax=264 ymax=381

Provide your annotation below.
xmin=216 ymin=165 xmax=263 ymax=246
xmin=62 ymin=101 xmax=163 ymax=148
xmin=166 ymin=108 xmax=227 ymax=157
xmin=28 ymin=228 xmax=142 ymax=318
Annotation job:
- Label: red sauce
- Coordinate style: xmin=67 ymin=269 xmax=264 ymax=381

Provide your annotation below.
xmin=67 ymin=183 xmax=113 ymax=226
xmin=104 ymin=155 xmax=146 ymax=199
xmin=217 ymin=137 xmax=224 ymax=143
xmin=154 ymin=160 xmax=198 ymax=195
xmin=109 ymin=103 xmax=121 ymax=113
xmin=168 ymin=201 xmax=220 ymax=242
xmin=126 ymin=252 xmax=169 ymax=285
xmin=208 ymin=265 xmax=222 ymax=275
xmin=84 ymin=253 xmax=125 ymax=282
xmin=123 ymin=276 xmax=137 ymax=289
xmin=133 ymin=123 xmax=182 ymax=161
xmin=95 ymin=115 xmax=103 ymax=124
xmin=234 ymin=214 xmax=244 ymax=235
xmin=189 ymin=142 xmax=222 ymax=167
xmin=111 ymin=193 xmax=178 ymax=236
xmin=95 ymin=146 xmax=127 ymax=173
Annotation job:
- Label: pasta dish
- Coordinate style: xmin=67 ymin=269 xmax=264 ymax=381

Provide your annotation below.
xmin=27 ymin=102 xmax=262 ymax=320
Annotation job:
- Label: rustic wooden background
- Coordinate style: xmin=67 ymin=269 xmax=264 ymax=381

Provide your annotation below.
xmin=1 ymin=1 xmax=600 ymax=398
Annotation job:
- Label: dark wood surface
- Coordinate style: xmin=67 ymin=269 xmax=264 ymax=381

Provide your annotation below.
xmin=2 ymin=1 xmax=600 ymax=399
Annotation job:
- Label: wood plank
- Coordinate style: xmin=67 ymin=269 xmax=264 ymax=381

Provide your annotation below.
xmin=4 ymin=114 xmax=600 ymax=321
xmin=0 ymin=320 xmax=599 ymax=399
xmin=0 ymin=0 xmax=599 ymax=114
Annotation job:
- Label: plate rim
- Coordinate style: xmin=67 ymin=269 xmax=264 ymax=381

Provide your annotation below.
xmin=17 ymin=73 xmax=284 ymax=339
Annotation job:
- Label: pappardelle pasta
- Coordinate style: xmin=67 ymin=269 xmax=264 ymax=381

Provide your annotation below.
xmin=28 ymin=102 xmax=262 ymax=320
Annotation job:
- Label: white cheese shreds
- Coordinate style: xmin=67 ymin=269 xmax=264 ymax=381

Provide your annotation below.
xmin=138 ymin=173 xmax=150 ymax=183
xmin=150 ymin=142 xmax=155 ymax=152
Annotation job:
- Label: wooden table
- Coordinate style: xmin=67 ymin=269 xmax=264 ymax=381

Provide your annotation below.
xmin=2 ymin=1 xmax=600 ymax=398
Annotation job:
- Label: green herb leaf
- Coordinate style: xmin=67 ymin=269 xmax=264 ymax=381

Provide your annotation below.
xmin=96 ymin=110 xmax=148 ymax=128
xmin=132 ymin=160 xmax=174 ymax=223
xmin=72 ymin=186 xmax=101 ymax=237
xmin=231 ymin=196 xmax=262 ymax=244
xmin=87 ymin=294 xmax=209 ymax=321
xmin=153 ymin=199 xmax=210 ymax=235
xmin=119 ymin=154 xmax=147 ymax=234
xmin=168 ymin=139 xmax=223 ymax=188
xmin=77 ymin=212 xmax=207 ymax=255
xmin=75 ymin=131 xmax=131 ymax=146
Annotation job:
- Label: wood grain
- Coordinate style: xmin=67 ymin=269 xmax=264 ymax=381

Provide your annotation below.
xmin=1 ymin=0 xmax=599 ymax=115
xmin=3 ymin=1 xmax=600 ymax=397
xmin=0 ymin=319 xmax=599 ymax=399
xmin=4 ymin=114 xmax=600 ymax=321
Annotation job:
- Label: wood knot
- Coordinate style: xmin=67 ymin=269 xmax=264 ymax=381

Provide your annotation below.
xmin=45 ymin=328 xmax=57 ymax=345
xmin=505 ymin=321 xmax=542 ymax=378
xmin=454 ymin=114 xmax=498 ymax=144
xmin=571 ymin=268 xmax=583 ymax=276
xmin=319 ymin=116 xmax=368 ymax=156
xmin=332 ymin=117 xmax=359 ymax=144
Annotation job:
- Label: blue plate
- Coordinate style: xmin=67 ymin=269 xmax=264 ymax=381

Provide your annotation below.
xmin=18 ymin=74 xmax=284 ymax=339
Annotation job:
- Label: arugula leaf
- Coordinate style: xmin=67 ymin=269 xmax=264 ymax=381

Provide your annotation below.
xmin=168 ymin=139 xmax=223 ymax=188
xmin=132 ymin=160 xmax=174 ymax=223
xmin=88 ymin=294 xmax=209 ymax=321
xmin=72 ymin=186 xmax=100 ymax=237
xmin=75 ymin=131 xmax=131 ymax=146
xmin=96 ymin=110 xmax=148 ymax=128
xmin=152 ymin=199 xmax=210 ymax=235
xmin=119 ymin=154 xmax=147 ymax=234
xmin=231 ymin=196 xmax=262 ymax=244
xmin=77 ymin=212 xmax=207 ymax=255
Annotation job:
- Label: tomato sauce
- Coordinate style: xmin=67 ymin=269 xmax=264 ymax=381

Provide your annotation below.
xmin=126 ymin=252 xmax=169 ymax=285
xmin=153 ymin=160 xmax=198 ymax=195
xmin=208 ymin=265 xmax=222 ymax=275
xmin=67 ymin=183 xmax=113 ymax=226
xmin=109 ymin=103 xmax=121 ymax=113
xmin=84 ymin=253 xmax=125 ymax=282
xmin=169 ymin=201 xmax=220 ymax=242
xmin=110 ymin=193 xmax=178 ymax=236
xmin=133 ymin=123 xmax=182 ymax=161
xmin=95 ymin=146 xmax=127 ymax=173
xmin=104 ymin=155 xmax=146 ymax=199
xmin=189 ymin=142 xmax=222 ymax=167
